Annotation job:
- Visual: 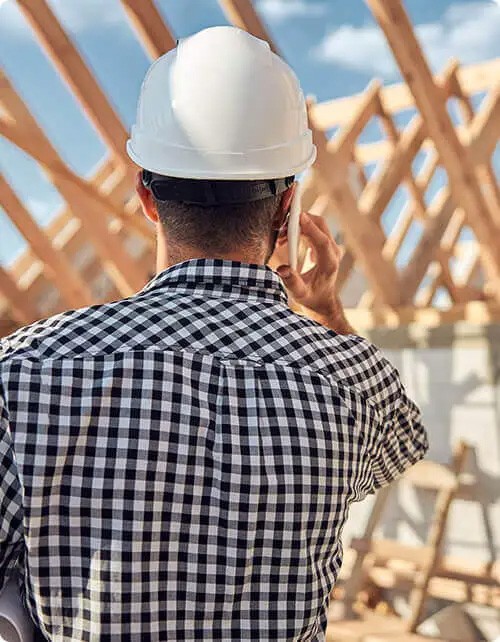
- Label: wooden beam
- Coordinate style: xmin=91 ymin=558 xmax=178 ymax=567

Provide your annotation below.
xmin=217 ymin=0 xmax=400 ymax=305
xmin=9 ymin=161 xmax=153 ymax=283
xmin=0 ymin=71 xmax=150 ymax=240
xmin=312 ymin=58 xmax=500 ymax=130
xmin=120 ymin=0 xmax=176 ymax=58
xmin=353 ymin=127 xmax=473 ymax=165
xmin=458 ymin=57 xmax=500 ymax=95
xmin=368 ymin=566 xmax=500 ymax=609
xmin=359 ymin=116 xmax=426 ymax=220
xmin=438 ymin=555 xmax=500 ymax=586
xmin=89 ymin=160 xmax=152 ymax=241
xmin=410 ymin=196 xmax=485 ymax=307
xmin=0 ymin=267 xmax=38 ymax=325
xmin=376 ymin=93 xmax=427 ymax=220
xmin=336 ymin=252 xmax=356 ymax=293
xmin=0 ymin=120 xmax=149 ymax=242
xmin=380 ymin=148 xmax=441 ymax=300
xmin=337 ymin=162 xmax=368 ymax=292
xmin=382 ymin=205 xmax=414 ymax=261
xmin=415 ymin=262 xmax=440 ymax=308
xmin=435 ymin=246 xmax=489 ymax=307
xmin=334 ymin=98 xmax=467 ymax=311
xmin=16 ymin=0 xmax=132 ymax=171
xmin=56 ymin=175 xmax=146 ymax=296
xmin=215 ymin=0 xmax=404 ymax=305
xmin=325 ymin=80 xmax=381 ymax=164
xmin=345 ymin=300 xmax=500 ymax=330
xmin=0 ymin=156 xmax=154 ymax=328
xmin=327 ymin=615 xmax=408 ymax=642
xmin=353 ymin=139 xmax=394 ymax=164
xmin=434 ymin=260 xmax=463 ymax=305
xmin=311 ymin=109 xmax=403 ymax=306
xmin=399 ymin=190 xmax=456 ymax=304
xmin=463 ymin=253 xmax=483 ymax=292
xmin=218 ymin=0 xmax=280 ymax=54
xmin=407 ymin=442 xmax=470 ymax=631
xmin=0 ymin=72 xmax=148 ymax=295
xmin=365 ymin=0 xmax=500 ymax=301
xmin=0 ymin=174 xmax=92 ymax=309
xmin=467 ymin=82 xmax=500 ymax=166
xmin=404 ymin=460 xmax=459 ymax=491
xmin=415 ymin=151 xmax=439 ymax=193
xmin=342 ymin=487 xmax=392 ymax=617
xmin=434 ymin=271 xmax=470 ymax=306
xmin=313 ymin=85 xmax=414 ymax=131
xmin=351 ymin=538 xmax=434 ymax=568
xmin=450 ymin=69 xmax=500 ymax=222
xmin=436 ymin=208 xmax=473 ymax=304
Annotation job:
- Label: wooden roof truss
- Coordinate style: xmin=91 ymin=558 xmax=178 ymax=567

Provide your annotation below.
xmin=0 ymin=0 xmax=499 ymax=335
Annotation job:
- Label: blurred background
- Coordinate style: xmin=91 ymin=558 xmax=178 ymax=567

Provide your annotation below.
xmin=0 ymin=0 xmax=499 ymax=639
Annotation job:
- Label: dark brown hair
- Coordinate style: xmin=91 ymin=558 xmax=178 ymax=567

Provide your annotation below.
xmin=153 ymin=193 xmax=283 ymax=255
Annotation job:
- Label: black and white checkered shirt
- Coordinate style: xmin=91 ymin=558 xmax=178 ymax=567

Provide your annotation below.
xmin=0 ymin=259 xmax=428 ymax=641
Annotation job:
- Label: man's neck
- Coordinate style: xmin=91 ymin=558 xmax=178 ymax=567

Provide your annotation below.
xmin=156 ymin=243 xmax=266 ymax=273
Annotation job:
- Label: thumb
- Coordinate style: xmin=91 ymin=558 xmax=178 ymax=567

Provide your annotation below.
xmin=276 ymin=265 xmax=308 ymax=300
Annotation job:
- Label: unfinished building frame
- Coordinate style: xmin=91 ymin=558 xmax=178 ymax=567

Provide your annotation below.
xmin=0 ymin=0 xmax=499 ymax=337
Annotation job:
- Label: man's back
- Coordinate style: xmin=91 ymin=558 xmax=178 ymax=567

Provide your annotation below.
xmin=0 ymin=259 xmax=428 ymax=641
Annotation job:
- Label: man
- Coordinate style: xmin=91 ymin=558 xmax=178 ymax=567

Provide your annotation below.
xmin=0 ymin=26 xmax=428 ymax=641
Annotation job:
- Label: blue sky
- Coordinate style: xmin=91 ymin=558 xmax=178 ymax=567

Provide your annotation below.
xmin=0 ymin=0 xmax=499 ymax=269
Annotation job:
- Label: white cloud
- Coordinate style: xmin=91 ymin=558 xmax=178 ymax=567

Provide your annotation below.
xmin=313 ymin=2 xmax=500 ymax=79
xmin=314 ymin=23 xmax=394 ymax=76
xmin=257 ymin=0 xmax=327 ymax=22
xmin=47 ymin=0 xmax=123 ymax=33
xmin=0 ymin=0 xmax=124 ymax=39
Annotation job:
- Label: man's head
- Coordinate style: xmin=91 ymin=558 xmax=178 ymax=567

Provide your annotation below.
xmin=136 ymin=172 xmax=296 ymax=267
xmin=128 ymin=26 xmax=315 ymax=270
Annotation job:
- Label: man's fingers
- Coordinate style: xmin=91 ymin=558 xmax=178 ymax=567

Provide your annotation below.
xmin=300 ymin=213 xmax=337 ymax=272
xmin=309 ymin=214 xmax=331 ymax=236
xmin=309 ymin=214 xmax=344 ymax=257
xmin=300 ymin=213 xmax=330 ymax=247
xmin=276 ymin=265 xmax=308 ymax=299
xmin=307 ymin=214 xmax=343 ymax=258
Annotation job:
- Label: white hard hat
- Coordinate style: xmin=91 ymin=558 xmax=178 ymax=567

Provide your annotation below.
xmin=127 ymin=26 xmax=316 ymax=181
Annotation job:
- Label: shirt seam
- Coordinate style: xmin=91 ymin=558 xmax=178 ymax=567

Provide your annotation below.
xmin=1 ymin=344 xmax=383 ymax=428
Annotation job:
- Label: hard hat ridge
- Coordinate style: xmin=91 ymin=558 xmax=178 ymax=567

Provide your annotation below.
xmin=127 ymin=26 xmax=316 ymax=180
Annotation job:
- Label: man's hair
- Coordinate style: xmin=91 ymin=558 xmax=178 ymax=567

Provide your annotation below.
xmin=152 ymin=193 xmax=283 ymax=255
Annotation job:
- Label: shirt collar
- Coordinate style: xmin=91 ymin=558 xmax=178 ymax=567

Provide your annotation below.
xmin=140 ymin=259 xmax=288 ymax=304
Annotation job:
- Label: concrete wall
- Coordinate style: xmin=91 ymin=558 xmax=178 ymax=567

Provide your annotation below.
xmin=343 ymin=322 xmax=500 ymax=564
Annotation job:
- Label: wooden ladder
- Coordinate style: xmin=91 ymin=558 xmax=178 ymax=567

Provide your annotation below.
xmin=341 ymin=441 xmax=471 ymax=634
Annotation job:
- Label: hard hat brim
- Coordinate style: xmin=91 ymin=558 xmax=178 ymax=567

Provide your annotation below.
xmin=126 ymin=139 xmax=317 ymax=181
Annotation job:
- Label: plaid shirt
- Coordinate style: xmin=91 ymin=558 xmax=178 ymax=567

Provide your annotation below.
xmin=0 ymin=259 xmax=428 ymax=641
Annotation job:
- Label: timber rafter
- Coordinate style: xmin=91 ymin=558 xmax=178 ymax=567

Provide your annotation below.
xmin=0 ymin=0 xmax=498 ymax=333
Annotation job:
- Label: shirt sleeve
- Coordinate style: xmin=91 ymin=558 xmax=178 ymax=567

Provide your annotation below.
xmin=369 ymin=364 xmax=429 ymax=491
xmin=0 ymin=379 xmax=24 ymax=592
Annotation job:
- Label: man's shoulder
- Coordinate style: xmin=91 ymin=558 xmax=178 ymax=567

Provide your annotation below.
xmin=282 ymin=309 xmax=398 ymax=405
xmin=280 ymin=307 xmax=378 ymax=363
xmin=0 ymin=296 xmax=139 ymax=365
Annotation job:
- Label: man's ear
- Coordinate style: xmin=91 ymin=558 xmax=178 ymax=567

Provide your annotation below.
xmin=136 ymin=171 xmax=159 ymax=224
xmin=272 ymin=182 xmax=297 ymax=230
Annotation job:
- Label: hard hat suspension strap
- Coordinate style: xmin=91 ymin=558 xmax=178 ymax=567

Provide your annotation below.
xmin=142 ymin=171 xmax=294 ymax=207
